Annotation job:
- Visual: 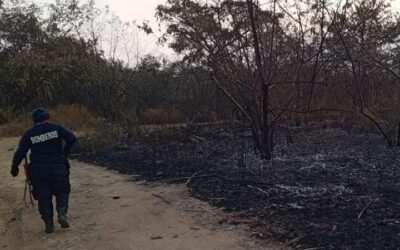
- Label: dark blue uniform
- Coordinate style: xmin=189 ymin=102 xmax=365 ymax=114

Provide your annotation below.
xmin=12 ymin=122 xmax=76 ymax=221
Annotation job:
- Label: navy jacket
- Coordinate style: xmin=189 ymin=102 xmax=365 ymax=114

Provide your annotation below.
xmin=12 ymin=122 xmax=77 ymax=167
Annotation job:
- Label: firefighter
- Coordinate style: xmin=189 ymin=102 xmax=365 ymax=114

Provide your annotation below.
xmin=10 ymin=108 xmax=76 ymax=234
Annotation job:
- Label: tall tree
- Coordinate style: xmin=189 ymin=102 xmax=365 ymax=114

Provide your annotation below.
xmin=157 ymin=0 xmax=333 ymax=159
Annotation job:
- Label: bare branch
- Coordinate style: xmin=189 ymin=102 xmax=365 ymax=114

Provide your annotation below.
xmin=212 ymin=75 xmax=251 ymax=122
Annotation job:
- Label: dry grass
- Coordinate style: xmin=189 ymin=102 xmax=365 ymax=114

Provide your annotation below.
xmin=79 ymin=122 xmax=125 ymax=151
xmin=141 ymin=107 xmax=185 ymax=124
xmin=0 ymin=112 xmax=31 ymax=138
xmin=0 ymin=104 xmax=185 ymax=150
xmin=51 ymin=104 xmax=98 ymax=132
xmin=0 ymin=104 xmax=98 ymax=138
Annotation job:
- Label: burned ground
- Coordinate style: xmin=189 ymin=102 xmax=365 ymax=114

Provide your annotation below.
xmin=72 ymin=123 xmax=400 ymax=249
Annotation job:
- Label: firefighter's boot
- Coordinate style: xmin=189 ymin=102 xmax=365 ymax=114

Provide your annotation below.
xmin=57 ymin=208 xmax=70 ymax=228
xmin=43 ymin=218 xmax=54 ymax=234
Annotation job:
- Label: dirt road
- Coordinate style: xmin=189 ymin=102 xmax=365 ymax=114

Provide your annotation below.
xmin=0 ymin=137 xmax=271 ymax=250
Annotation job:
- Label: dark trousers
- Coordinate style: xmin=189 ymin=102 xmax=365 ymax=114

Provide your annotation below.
xmin=28 ymin=163 xmax=71 ymax=220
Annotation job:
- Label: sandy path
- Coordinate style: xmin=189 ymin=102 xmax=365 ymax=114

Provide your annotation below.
xmin=0 ymin=137 xmax=275 ymax=250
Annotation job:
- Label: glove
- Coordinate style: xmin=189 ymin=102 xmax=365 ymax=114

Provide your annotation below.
xmin=11 ymin=166 xmax=19 ymax=177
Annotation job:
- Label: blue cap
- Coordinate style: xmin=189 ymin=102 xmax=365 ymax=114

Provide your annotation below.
xmin=30 ymin=108 xmax=50 ymax=123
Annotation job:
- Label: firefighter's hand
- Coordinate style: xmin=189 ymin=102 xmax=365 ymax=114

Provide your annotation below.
xmin=10 ymin=166 xmax=19 ymax=177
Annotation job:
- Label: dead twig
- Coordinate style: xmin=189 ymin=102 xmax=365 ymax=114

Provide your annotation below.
xmin=186 ymin=170 xmax=207 ymax=186
xmin=152 ymin=194 xmax=171 ymax=205
xmin=286 ymin=235 xmax=305 ymax=246
xmin=189 ymin=135 xmax=207 ymax=144
xmin=382 ymin=219 xmax=400 ymax=224
xmin=212 ymin=75 xmax=251 ymax=122
xmin=358 ymin=199 xmax=376 ymax=220
xmin=247 ymin=184 xmax=270 ymax=198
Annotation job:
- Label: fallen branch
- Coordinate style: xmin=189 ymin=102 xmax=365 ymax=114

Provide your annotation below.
xmin=247 ymin=184 xmax=270 ymax=198
xmin=155 ymin=174 xmax=225 ymax=184
xmin=186 ymin=170 xmax=207 ymax=186
xmin=382 ymin=219 xmax=400 ymax=224
xmin=152 ymin=194 xmax=171 ymax=205
xmin=358 ymin=199 xmax=375 ymax=220
xmin=286 ymin=235 xmax=305 ymax=246
xmin=189 ymin=135 xmax=207 ymax=144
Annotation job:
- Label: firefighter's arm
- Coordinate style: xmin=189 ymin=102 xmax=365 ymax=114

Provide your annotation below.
xmin=11 ymin=134 xmax=30 ymax=177
xmin=59 ymin=126 xmax=77 ymax=157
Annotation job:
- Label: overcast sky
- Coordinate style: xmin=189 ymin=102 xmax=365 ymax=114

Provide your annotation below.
xmin=100 ymin=0 xmax=400 ymax=22
xmin=96 ymin=0 xmax=400 ymax=25
xmin=97 ymin=0 xmax=164 ymax=23
xmin=97 ymin=0 xmax=173 ymax=58
xmin=97 ymin=0 xmax=400 ymax=60
xmin=31 ymin=0 xmax=173 ymax=60
xmin=31 ymin=0 xmax=400 ymax=61
xmin=89 ymin=0 xmax=400 ymax=53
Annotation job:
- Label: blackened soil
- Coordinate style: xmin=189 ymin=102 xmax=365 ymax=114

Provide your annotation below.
xmin=72 ymin=125 xmax=400 ymax=249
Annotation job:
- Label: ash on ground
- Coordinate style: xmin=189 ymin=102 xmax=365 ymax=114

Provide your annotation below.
xmin=72 ymin=123 xmax=400 ymax=249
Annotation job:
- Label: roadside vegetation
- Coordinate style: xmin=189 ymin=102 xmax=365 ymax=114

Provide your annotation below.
xmin=1 ymin=0 xmax=400 ymax=248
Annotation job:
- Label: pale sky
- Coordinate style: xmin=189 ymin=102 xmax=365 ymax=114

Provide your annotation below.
xmin=32 ymin=0 xmax=174 ymax=61
xmin=30 ymin=0 xmax=400 ymax=63
xmin=93 ymin=0 xmax=400 ymax=60
xmin=97 ymin=0 xmax=174 ymax=59
xmin=99 ymin=0 xmax=400 ymax=22
xmin=97 ymin=0 xmax=165 ymax=24
xmin=98 ymin=0 xmax=400 ymax=24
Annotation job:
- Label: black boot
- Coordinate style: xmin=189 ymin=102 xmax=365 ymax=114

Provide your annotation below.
xmin=57 ymin=208 xmax=70 ymax=228
xmin=43 ymin=218 xmax=54 ymax=234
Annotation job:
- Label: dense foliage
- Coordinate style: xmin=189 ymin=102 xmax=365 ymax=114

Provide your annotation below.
xmin=1 ymin=0 xmax=400 ymax=156
xmin=0 ymin=0 xmax=221 ymax=125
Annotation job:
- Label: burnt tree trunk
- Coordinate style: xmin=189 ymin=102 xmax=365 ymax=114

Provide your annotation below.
xmin=247 ymin=0 xmax=272 ymax=159
xmin=397 ymin=121 xmax=400 ymax=146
